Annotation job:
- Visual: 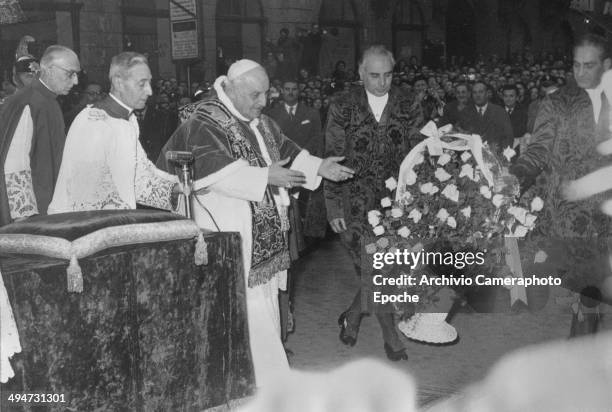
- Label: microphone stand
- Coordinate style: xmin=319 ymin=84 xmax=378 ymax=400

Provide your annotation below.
xmin=180 ymin=162 xmax=193 ymax=219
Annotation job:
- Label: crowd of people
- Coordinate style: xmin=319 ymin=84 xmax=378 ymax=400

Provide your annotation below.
xmin=1 ymin=27 xmax=612 ymax=409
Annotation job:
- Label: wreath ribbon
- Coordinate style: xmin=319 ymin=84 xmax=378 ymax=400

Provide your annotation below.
xmin=396 ymin=121 xmax=495 ymax=201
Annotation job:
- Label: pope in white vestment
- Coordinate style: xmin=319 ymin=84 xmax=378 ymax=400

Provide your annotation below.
xmin=158 ymin=60 xmax=354 ymax=387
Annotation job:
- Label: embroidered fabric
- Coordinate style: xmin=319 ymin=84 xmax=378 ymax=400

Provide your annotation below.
xmin=6 ymin=170 xmax=39 ymax=219
xmin=61 ymin=162 xmax=131 ymax=212
xmin=135 ymin=143 xmax=176 ymax=210
xmin=0 ymin=269 xmax=21 ymax=383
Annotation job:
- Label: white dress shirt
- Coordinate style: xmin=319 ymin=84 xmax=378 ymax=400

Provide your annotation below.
xmin=365 ymin=90 xmax=389 ymax=122
xmin=586 ymin=85 xmax=603 ymax=124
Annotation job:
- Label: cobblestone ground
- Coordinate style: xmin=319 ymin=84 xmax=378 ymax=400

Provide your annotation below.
xmin=287 ymin=237 xmax=612 ymax=406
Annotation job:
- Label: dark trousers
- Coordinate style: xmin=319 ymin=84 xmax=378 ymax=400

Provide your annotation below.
xmin=344 ymin=264 xmax=404 ymax=351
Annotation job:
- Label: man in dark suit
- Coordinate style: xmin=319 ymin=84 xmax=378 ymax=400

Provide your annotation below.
xmin=266 ymin=79 xmax=322 ymax=156
xmin=137 ymin=93 xmax=178 ymax=162
xmin=265 ymin=79 xmax=323 ymax=347
xmin=457 ymin=80 xmax=514 ymax=153
xmin=501 ymin=84 xmax=528 ymax=155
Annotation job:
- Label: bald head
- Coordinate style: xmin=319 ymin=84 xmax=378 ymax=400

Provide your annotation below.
xmin=224 ymin=62 xmax=269 ymax=120
xmin=39 ymin=45 xmax=80 ymax=95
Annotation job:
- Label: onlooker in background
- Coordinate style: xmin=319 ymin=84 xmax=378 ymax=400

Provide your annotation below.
xmin=12 ymin=35 xmax=39 ymax=90
xmin=298 ymin=24 xmax=324 ymax=76
xmin=138 ymin=93 xmax=178 ymax=162
xmin=501 ymin=84 xmax=528 ymax=155
xmin=265 ymin=77 xmax=324 ymax=349
xmin=64 ymin=82 xmax=104 ymax=127
xmin=0 ymin=45 xmax=81 ymax=225
xmin=277 ymin=27 xmax=300 ymax=78
xmin=526 ymin=74 xmax=559 ymax=134
xmin=456 ymin=80 xmax=513 ymax=153
xmin=439 ymin=82 xmax=470 ymax=126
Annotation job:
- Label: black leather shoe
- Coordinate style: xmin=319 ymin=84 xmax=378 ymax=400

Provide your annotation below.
xmin=384 ymin=343 xmax=408 ymax=361
xmin=338 ymin=311 xmax=359 ymax=347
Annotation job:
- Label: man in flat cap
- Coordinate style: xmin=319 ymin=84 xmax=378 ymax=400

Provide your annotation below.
xmin=158 ymin=59 xmax=354 ymax=388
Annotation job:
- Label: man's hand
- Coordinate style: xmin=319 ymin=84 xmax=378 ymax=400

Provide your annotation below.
xmin=329 ymin=218 xmax=347 ymax=233
xmin=563 ymin=138 xmax=612 ymax=215
xmin=268 ymin=157 xmax=307 ymax=189
xmin=318 ymin=156 xmax=355 ymax=182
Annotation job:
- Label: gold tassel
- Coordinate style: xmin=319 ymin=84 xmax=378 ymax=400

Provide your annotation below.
xmin=194 ymin=232 xmax=208 ymax=265
xmin=66 ymin=255 xmax=83 ymax=293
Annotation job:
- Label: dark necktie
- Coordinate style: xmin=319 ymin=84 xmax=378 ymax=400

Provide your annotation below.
xmin=478 ymin=106 xmax=484 ymax=117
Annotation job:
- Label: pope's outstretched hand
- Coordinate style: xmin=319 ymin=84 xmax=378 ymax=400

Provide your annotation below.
xmin=318 ymin=156 xmax=355 ymax=182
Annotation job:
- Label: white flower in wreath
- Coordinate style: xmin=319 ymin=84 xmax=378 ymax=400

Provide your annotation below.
xmin=391 ymin=207 xmax=404 ymax=218
xmin=508 ymin=206 xmax=528 ymax=225
xmin=414 ymin=153 xmax=425 ymax=165
xmin=381 ymin=197 xmax=392 ymax=208
xmin=460 ymin=206 xmax=471 ymax=218
xmin=480 ymin=185 xmax=492 ymax=199
xmin=376 ymin=237 xmax=390 ymax=248
xmin=503 ymin=146 xmax=517 ymax=162
xmin=442 ymin=184 xmax=460 ymax=202
xmin=404 ymin=170 xmax=418 ymax=186
xmin=459 ymin=164 xmax=475 ymax=180
xmin=492 ymin=194 xmax=505 ymax=208
xmin=373 ymin=225 xmax=385 ymax=236
xmin=400 ymin=191 xmax=413 ymax=204
xmin=446 ymin=216 xmax=457 ymax=228
xmin=420 ymin=182 xmax=436 ymax=194
xmin=438 ymin=153 xmax=452 ymax=166
xmin=435 ymin=168 xmax=452 ymax=182
xmin=397 ymin=226 xmax=411 ymax=238
xmin=385 ymin=177 xmax=398 ymax=191
xmin=368 ymin=210 xmax=382 ymax=227
xmin=461 ymin=152 xmax=472 ymax=162
xmin=524 ymin=213 xmax=537 ymax=228
xmin=408 ymin=209 xmax=422 ymax=224
xmin=436 ymin=208 xmax=450 ymax=221
xmin=365 ymin=243 xmax=377 ymax=254
xmin=513 ymin=225 xmax=529 ymax=237
xmin=531 ymin=196 xmax=544 ymax=212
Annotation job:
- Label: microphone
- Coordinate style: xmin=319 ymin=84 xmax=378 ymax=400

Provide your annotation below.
xmin=165 ymin=150 xmax=194 ymax=164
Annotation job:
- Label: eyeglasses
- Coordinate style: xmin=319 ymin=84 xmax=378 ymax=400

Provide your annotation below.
xmin=52 ymin=65 xmax=80 ymax=79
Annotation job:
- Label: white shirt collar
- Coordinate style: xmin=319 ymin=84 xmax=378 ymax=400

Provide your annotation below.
xmin=214 ymin=76 xmax=255 ymax=124
xmin=476 ymin=103 xmax=488 ymax=113
xmin=285 ymin=102 xmax=298 ymax=111
xmin=109 ymin=93 xmax=134 ymax=115
xmin=586 ymin=84 xmax=604 ymax=124
xmin=38 ymin=78 xmax=55 ymax=94
xmin=365 ymin=90 xmax=388 ymax=121
xmin=365 ymin=90 xmax=389 ymax=104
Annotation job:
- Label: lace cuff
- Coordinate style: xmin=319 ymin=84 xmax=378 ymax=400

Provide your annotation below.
xmin=6 ymin=170 xmax=39 ymax=219
xmin=136 ymin=174 xmax=176 ymax=210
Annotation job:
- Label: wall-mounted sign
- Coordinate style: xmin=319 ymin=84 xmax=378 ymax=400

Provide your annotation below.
xmin=169 ymin=0 xmax=199 ymax=60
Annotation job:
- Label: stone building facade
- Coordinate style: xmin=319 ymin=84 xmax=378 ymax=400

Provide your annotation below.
xmin=0 ymin=0 xmax=605 ymax=86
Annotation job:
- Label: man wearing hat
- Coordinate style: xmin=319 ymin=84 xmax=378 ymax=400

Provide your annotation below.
xmin=158 ymin=59 xmax=353 ymax=387
xmin=13 ymin=55 xmax=39 ymax=90
xmin=0 ymin=44 xmax=80 ymax=226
